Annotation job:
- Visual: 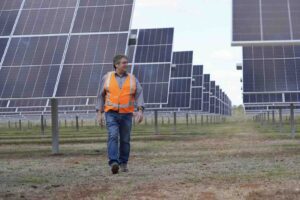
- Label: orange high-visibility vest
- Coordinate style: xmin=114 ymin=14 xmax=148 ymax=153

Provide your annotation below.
xmin=104 ymin=71 xmax=136 ymax=113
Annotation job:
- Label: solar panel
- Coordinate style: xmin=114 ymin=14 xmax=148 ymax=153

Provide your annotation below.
xmin=0 ymin=65 xmax=60 ymax=99
xmin=0 ymin=39 xmax=8 ymax=61
xmin=202 ymin=74 xmax=211 ymax=113
xmin=128 ymin=28 xmax=174 ymax=105
xmin=232 ymin=0 xmax=300 ymax=45
xmin=17 ymin=107 xmax=44 ymax=112
xmin=0 ymin=100 xmax=8 ymax=107
xmin=215 ymin=85 xmax=220 ymax=114
xmin=0 ymin=98 xmax=92 ymax=115
xmin=228 ymin=96 xmax=232 ymax=115
xmin=0 ymin=108 xmax=17 ymax=114
xmin=0 ymin=0 xmax=23 ymax=36
xmin=223 ymin=92 xmax=232 ymax=116
xmin=222 ymin=92 xmax=226 ymax=115
xmin=0 ymin=99 xmax=46 ymax=113
xmin=220 ymin=90 xmax=225 ymax=115
xmin=58 ymin=98 xmax=89 ymax=106
xmin=52 ymin=98 xmax=91 ymax=111
xmin=3 ymin=36 xmax=67 ymax=66
xmin=209 ymin=81 xmax=216 ymax=114
xmin=245 ymin=104 xmax=300 ymax=113
xmin=162 ymin=51 xmax=193 ymax=109
xmin=0 ymin=0 xmax=135 ymax=112
xmin=243 ymin=45 xmax=300 ymax=105
xmin=222 ymin=93 xmax=228 ymax=116
xmin=14 ymin=0 xmax=77 ymax=35
xmin=55 ymin=0 xmax=134 ymax=99
xmin=244 ymin=105 xmax=269 ymax=114
xmin=9 ymin=99 xmax=47 ymax=107
xmin=187 ymin=65 xmax=203 ymax=111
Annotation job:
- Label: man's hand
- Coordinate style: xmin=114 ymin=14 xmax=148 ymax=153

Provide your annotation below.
xmin=97 ymin=112 xmax=104 ymax=126
xmin=134 ymin=110 xmax=144 ymax=124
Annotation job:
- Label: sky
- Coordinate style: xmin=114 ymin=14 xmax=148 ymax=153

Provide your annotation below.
xmin=131 ymin=0 xmax=243 ymax=106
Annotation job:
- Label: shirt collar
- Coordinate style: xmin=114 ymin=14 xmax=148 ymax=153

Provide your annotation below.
xmin=114 ymin=71 xmax=128 ymax=77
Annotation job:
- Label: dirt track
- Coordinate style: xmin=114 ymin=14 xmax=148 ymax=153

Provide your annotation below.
xmin=0 ymin=122 xmax=300 ymax=199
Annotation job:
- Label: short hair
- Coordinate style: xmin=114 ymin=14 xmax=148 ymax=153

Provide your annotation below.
xmin=113 ymin=55 xmax=128 ymax=69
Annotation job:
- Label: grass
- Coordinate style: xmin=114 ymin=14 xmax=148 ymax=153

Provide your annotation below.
xmin=0 ymin=120 xmax=299 ymax=199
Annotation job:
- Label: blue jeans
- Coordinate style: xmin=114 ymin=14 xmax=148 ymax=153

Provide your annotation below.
xmin=105 ymin=111 xmax=133 ymax=166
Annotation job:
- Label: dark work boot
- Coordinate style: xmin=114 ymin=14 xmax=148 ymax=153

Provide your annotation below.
xmin=111 ymin=162 xmax=119 ymax=174
xmin=120 ymin=163 xmax=129 ymax=172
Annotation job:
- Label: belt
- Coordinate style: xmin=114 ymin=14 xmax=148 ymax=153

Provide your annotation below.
xmin=107 ymin=110 xmax=119 ymax=113
xmin=106 ymin=110 xmax=133 ymax=115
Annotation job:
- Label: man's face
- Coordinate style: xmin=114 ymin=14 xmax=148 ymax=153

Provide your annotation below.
xmin=116 ymin=58 xmax=128 ymax=72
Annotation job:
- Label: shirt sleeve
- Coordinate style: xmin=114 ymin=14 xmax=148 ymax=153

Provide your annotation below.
xmin=135 ymin=77 xmax=145 ymax=109
xmin=95 ymin=74 xmax=107 ymax=112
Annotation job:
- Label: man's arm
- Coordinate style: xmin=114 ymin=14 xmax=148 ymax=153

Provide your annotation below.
xmin=95 ymin=75 xmax=107 ymax=113
xmin=135 ymin=78 xmax=145 ymax=111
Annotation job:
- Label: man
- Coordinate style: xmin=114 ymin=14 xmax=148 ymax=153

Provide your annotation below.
xmin=96 ymin=55 xmax=145 ymax=174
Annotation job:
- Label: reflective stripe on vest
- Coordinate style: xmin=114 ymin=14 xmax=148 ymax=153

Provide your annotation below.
xmin=104 ymin=71 xmax=136 ymax=113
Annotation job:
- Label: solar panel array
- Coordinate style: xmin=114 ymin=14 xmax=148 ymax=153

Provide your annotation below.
xmin=232 ymin=0 xmax=300 ymax=44
xmin=0 ymin=1 xmax=232 ymax=116
xmin=162 ymin=51 xmax=193 ymax=110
